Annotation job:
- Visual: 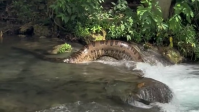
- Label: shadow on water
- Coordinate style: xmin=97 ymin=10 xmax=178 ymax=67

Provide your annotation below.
xmin=0 ymin=36 xmax=160 ymax=112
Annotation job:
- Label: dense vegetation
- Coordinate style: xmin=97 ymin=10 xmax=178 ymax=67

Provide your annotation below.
xmin=0 ymin=0 xmax=199 ymax=61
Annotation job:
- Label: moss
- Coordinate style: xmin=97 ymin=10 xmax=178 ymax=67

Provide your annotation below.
xmin=58 ymin=43 xmax=72 ymax=54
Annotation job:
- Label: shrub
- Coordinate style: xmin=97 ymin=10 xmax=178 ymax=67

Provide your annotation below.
xmin=50 ymin=0 xmax=199 ymax=60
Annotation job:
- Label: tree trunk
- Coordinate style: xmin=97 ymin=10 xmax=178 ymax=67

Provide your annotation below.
xmin=154 ymin=0 xmax=172 ymax=20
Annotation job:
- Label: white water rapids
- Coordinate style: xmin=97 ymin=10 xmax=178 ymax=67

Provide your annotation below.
xmin=134 ymin=62 xmax=199 ymax=112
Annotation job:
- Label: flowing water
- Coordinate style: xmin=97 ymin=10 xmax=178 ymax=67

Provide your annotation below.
xmin=0 ymin=37 xmax=199 ymax=112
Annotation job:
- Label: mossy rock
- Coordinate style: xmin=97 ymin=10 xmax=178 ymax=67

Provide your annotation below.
xmin=158 ymin=47 xmax=184 ymax=64
xmin=47 ymin=44 xmax=72 ymax=54
xmin=83 ymin=29 xmax=106 ymax=44
xmin=47 ymin=44 xmax=63 ymax=54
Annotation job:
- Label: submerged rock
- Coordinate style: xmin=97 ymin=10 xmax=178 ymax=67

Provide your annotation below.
xmin=104 ymin=78 xmax=173 ymax=108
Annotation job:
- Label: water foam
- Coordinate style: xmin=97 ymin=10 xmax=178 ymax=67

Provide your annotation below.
xmin=135 ymin=62 xmax=199 ymax=112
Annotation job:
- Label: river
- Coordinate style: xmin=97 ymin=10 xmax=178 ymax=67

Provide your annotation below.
xmin=0 ymin=36 xmax=198 ymax=112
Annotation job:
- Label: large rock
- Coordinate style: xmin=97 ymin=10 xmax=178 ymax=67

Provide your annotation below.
xmin=105 ymin=78 xmax=173 ymax=108
xmin=131 ymin=42 xmax=184 ymax=65
xmin=158 ymin=47 xmax=184 ymax=64
xmin=130 ymin=42 xmax=174 ymax=65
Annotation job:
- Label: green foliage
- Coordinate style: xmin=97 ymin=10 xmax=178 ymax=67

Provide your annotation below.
xmin=89 ymin=0 xmax=136 ymax=41
xmin=136 ymin=0 xmax=199 ymax=60
xmin=12 ymin=0 xmax=32 ymax=22
xmin=137 ymin=0 xmax=166 ymax=43
xmin=50 ymin=0 xmax=104 ymax=31
xmin=168 ymin=1 xmax=194 ymax=32
xmin=58 ymin=43 xmax=72 ymax=54
xmin=191 ymin=0 xmax=199 ymax=29
xmin=11 ymin=0 xmax=47 ymax=23
xmin=167 ymin=0 xmax=199 ymax=60
xmin=2 ymin=0 xmax=199 ymax=60
xmin=50 ymin=0 xmax=199 ymax=60
xmin=74 ymin=22 xmax=90 ymax=37
xmin=50 ymin=0 xmax=136 ymax=41
xmin=106 ymin=0 xmax=135 ymax=41
xmin=194 ymin=43 xmax=199 ymax=59
xmin=108 ymin=16 xmax=134 ymax=41
xmin=174 ymin=25 xmax=196 ymax=57
xmin=74 ymin=20 xmax=103 ymax=38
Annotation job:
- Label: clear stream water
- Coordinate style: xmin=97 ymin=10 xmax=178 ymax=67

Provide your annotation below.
xmin=0 ymin=37 xmax=199 ymax=112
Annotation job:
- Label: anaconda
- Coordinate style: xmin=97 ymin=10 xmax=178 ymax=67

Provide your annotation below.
xmin=13 ymin=40 xmax=144 ymax=63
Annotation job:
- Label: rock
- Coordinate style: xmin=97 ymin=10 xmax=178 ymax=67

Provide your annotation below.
xmin=105 ymin=78 xmax=173 ymax=108
xmin=33 ymin=24 xmax=51 ymax=37
xmin=0 ymin=31 xmax=3 ymax=43
xmin=164 ymin=49 xmax=183 ymax=64
xmin=158 ymin=47 xmax=184 ymax=64
xmin=132 ymin=42 xmax=183 ymax=65
xmin=130 ymin=42 xmax=173 ymax=65
xmin=47 ymin=44 xmax=72 ymax=55
xmin=19 ymin=22 xmax=33 ymax=35
xmin=46 ymin=44 xmax=65 ymax=55
xmin=18 ymin=34 xmax=26 ymax=38
xmin=0 ymin=108 xmax=5 ymax=112
xmin=98 ymin=56 xmax=117 ymax=61
xmin=83 ymin=29 xmax=107 ymax=44
xmin=39 ymin=36 xmax=46 ymax=38
xmin=132 ymin=70 xmax=145 ymax=77
xmin=18 ymin=23 xmax=51 ymax=37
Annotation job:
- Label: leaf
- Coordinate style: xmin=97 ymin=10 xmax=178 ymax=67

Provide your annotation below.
xmin=66 ymin=5 xmax=71 ymax=14
xmin=71 ymin=15 xmax=76 ymax=20
xmin=127 ymin=35 xmax=131 ymax=41
xmin=121 ymin=24 xmax=125 ymax=31
xmin=111 ymin=2 xmax=116 ymax=6
xmin=63 ymin=17 xmax=69 ymax=23
xmin=140 ymin=11 xmax=149 ymax=21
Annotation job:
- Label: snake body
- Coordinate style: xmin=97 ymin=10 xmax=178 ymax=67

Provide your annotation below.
xmin=13 ymin=40 xmax=144 ymax=63
xmin=64 ymin=40 xmax=144 ymax=63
